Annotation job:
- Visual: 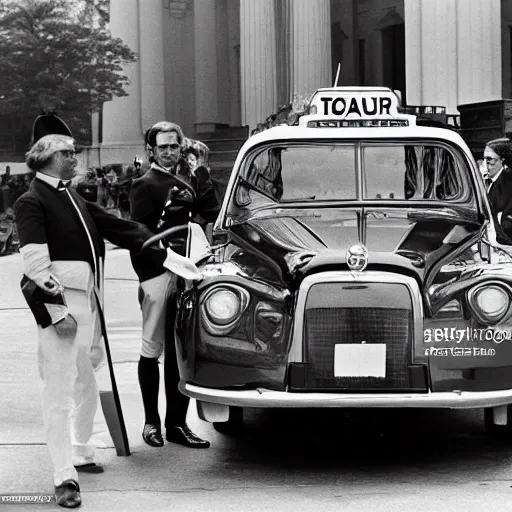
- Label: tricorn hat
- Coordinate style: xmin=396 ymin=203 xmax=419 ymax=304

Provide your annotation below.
xmin=31 ymin=113 xmax=72 ymax=145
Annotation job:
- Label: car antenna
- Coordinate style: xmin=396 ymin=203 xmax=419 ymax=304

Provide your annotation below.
xmin=333 ymin=63 xmax=341 ymax=87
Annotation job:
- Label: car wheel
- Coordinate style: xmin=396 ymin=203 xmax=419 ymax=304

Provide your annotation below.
xmin=484 ymin=405 xmax=512 ymax=440
xmin=213 ymin=406 xmax=244 ymax=436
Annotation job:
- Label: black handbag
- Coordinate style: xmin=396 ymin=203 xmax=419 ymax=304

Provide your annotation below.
xmin=20 ymin=275 xmax=66 ymax=328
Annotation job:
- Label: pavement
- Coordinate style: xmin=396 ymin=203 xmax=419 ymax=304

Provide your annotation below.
xmin=0 ymin=248 xmax=214 ymax=511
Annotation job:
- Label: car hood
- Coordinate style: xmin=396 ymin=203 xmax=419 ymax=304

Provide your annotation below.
xmin=226 ymin=205 xmax=482 ymax=283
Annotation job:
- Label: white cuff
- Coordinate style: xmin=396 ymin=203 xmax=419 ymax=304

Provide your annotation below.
xmin=45 ymin=304 xmax=68 ymax=325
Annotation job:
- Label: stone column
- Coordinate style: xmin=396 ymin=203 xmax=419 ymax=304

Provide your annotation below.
xmin=194 ymin=0 xmax=220 ymax=132
xmin=163 ymin=1 xmax=196 ymax=135
xmin=404 ymin=0 xmax=423 ymax=105
xmin=102 ymin=0 xmax=142 ymax=145
xmin=456 ymin=0 xmax=501 ymax=105
xmin=138 ymin=0 xmax=166 ymax=131
xmin=226 ymin=0 xmax=241 ymax=126
xmin=405 ymin=0 xmax=501 ymax=114
xmin=239 ymin=0 xmax=277 ymax=130
xmin=289 ymin=0 xmax=331 ymax=98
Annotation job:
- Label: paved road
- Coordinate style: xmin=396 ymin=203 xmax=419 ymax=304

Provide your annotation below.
xmin=1 ymin=251 xmax=512 ymax=511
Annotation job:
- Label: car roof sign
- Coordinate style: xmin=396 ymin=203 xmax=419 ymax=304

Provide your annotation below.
xmin=302 ymin=86 xmax=415 ymax=128
xmin=309 ymin=87 xmax=400 ymax=117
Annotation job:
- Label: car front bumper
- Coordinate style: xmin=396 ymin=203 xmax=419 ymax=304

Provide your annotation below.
xmin=180 ymin=382 xmax=512 ymax=409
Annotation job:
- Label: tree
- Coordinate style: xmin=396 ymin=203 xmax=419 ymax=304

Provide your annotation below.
xmin=0 ymin=0 xmax=136 ymax=147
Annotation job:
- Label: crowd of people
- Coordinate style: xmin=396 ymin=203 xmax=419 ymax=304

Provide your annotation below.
xmin=0 ymin=168 xmax=34 ymax=255
xmin=0 ymin=166 xmax=34 ymax=214
xmin=74 ymin=164 xmax=142 ymax=218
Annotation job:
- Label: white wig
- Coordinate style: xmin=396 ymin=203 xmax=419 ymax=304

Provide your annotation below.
xmin=26 ymin=134 xmax=75 ymax=171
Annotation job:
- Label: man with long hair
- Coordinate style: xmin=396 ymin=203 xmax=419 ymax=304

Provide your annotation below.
xmin=129 ymin=121 xmax=220 ymax=449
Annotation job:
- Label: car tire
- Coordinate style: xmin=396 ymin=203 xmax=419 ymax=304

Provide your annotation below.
xmin=213 ymin=406 xmax=244 ymax=436
xmin=484 ymin=406 xmax=512 ymax=440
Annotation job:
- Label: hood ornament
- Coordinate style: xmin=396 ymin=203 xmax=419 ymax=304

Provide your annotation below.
xmin=346 ymin=243 xmax=369 ymax=272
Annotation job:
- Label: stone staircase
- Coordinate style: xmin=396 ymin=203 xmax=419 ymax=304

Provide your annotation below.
xmin=194 ymin=126 xmax=249 ymax=201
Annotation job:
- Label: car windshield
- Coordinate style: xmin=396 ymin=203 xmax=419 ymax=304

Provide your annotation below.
xmin=232 ymin=142 xmax=473 ymax=210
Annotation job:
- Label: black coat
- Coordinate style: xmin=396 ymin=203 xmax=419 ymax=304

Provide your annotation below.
xmin=488 ymin=168 xmax=512 ymax=244
xmin=129 ymin=161 xmax=220 ymax=282
xmin=14 ymin=178 xmax=154 ymax=326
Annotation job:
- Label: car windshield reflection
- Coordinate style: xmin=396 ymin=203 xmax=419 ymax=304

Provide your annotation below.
xmin=231 ymin=141 xmax=473 ymax=217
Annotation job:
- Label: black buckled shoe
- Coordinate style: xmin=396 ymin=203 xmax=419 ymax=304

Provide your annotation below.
xmin=74 ymin=463 xmax=104 ymax=474
xmin=142 ymin=424 xmax=164 ymax=447
xmin=166 ymin=425 xmax=210 ymax=448
xmin=55 ymin=479 xmax=81 ymax=508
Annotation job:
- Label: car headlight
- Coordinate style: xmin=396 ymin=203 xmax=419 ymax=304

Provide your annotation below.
xmin=468 ymin=284 xmax=512 ymax=325
xmin=201 ymin=285 xmax=250 ymax=334
xmin=205 ymin=289 xmax=240 ymax=325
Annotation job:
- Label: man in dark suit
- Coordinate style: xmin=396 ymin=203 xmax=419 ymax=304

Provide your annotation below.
xmin=129 ymin=121 xmax=219 ymax=449
xmin=483 ymin=138 xmax=512 ymax=244
xmin=14 ymin=123 xmax=157 ymax=508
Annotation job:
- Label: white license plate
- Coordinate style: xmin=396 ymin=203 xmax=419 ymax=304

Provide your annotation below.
xmin=334 ymin=344 xmax=386 ymax=378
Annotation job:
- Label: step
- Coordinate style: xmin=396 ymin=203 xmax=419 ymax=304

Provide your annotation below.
xmin=210 ymin=161 xmax=236 ymax=171
xmin=200 ymin=139 xmax=246 ymax=152
xmin=208 ymin=150 xmax=239 ymax=163
xmin=194 ymin=126 xmax=249 ymax=140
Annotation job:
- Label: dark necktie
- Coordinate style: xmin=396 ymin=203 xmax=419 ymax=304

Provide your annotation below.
xmin=57 ymin=180 xmax=71 ymax=191
xmin=482 ymin=173 xmax=492 ymax=189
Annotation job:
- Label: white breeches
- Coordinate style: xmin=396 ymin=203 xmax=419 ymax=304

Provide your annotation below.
xmin=37 ymin=288 xmax=102 ymax=486
xmin=139 ymin=272 xmax=176 ymax=359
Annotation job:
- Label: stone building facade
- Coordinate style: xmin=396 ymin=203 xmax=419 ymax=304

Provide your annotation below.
xmin=89 ymin=0 xmax=512 ymax=165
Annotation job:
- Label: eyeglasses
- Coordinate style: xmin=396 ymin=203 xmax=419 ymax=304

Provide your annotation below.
xmin=156 ymin=144 xmax=181 ymax=151
xmin=484 ymin=156 xmax=500 ymax=164
xmin=59 ymin=150 xmax=76 ymax=158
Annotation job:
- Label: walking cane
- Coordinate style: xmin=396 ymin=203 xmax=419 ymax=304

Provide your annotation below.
xmin=95 ymin=260 xmax=130 ymax=456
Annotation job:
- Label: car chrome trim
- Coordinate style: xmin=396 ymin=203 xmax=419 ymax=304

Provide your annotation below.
xmin=287 ymin=271 xmax=424 ymax=363
xmin=182 ymin=382 xmax=512 ymax=409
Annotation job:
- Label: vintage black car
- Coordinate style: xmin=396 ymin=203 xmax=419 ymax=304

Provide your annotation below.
xmin=163 ymin=88 xmax=512 ymax=436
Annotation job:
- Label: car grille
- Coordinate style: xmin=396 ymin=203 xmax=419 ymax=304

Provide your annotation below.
xmin=304 ymin=282 xmax=413 ymax=390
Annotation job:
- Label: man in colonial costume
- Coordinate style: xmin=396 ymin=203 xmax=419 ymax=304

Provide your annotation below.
xmin=129 ymin=121 xmax=220 ymax=449
xmin=14 ymin=115 xmax=158 ymax=508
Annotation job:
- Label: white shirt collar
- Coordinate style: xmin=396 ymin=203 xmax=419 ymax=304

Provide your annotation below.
xmin=36 ymin=172 xmax=70 ymax=189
